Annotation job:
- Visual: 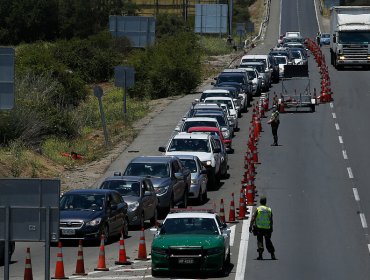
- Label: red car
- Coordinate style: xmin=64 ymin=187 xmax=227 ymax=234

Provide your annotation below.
xmin=188 ymin=126 xmax=232 ymax=153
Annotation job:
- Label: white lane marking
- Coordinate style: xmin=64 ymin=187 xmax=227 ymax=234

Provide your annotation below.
xmin=368 ymin=244 xmax=370 ymax=254
xmin=330 ymin=102 xmax=334 ymax=108
xmin=230 ymin=224 xmax=236 ymax=246
xmin=335 ymin=123 xmax=340 ymax=130
xmin=339 ymin=136 xmax=343 ymax=144
xmin=353 ymin=188 xmax=360 ymax=202
xmin=347 ymin=167 xmax=354 ymax=179
xmin=115 ymin=267 xmax=150 ymax=272
xmin=360 ymin=213 xmax=368 ymax=229
xmin=342 ymin=150 xmax=348 ymax=159
xmin=332 ymin=113 xmax=337 ymax=119
xmin=70 ymin=277 xmax=152 ymax=279
xmin=313 ymin=0 xmax=321 ymax=33
xmin=235 ymin=206 xmax=253 ymax=280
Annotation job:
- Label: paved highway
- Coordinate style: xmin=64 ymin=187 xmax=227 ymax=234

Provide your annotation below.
xmin=2 ymin=0 xmax=370 ymax=279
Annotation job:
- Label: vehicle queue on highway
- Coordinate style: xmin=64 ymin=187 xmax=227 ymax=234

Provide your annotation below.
xmin=2 ymin=30 xmax=314 ymax=278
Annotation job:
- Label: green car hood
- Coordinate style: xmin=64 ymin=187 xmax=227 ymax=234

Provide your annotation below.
xmin=152 ymin=234 xmax=224 ymax=249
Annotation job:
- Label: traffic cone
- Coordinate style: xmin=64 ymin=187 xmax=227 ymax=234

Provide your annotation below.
xmin=237 ymin=188 xmax=246 ymax=220
xmin=115 ymin=232 xmax=131 ymax=265
xmin=73 ymin=240 xmax=87 ymax=276
xmin=95 ymin=235 xmax=109 ymax=271
xmin=135 ymin=228 xmax=148 ymax=261
xmin=246 ymin=184 xmax=255 ymax=206
xmin=219 ymin=198 xmax=225 ymax=223
xmin=228 ymin=193 xmax=238 ymax=223
xmin=52 ymin=242 xmax=68 ymax=279
xmin=24 ymin=248 xmax=33 ymax=280
xmin=252 ymin=147 xmax=260 ymax=164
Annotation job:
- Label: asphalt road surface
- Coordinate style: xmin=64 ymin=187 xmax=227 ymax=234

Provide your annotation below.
xmin=2 ymin=0 xmax=370 ymax=279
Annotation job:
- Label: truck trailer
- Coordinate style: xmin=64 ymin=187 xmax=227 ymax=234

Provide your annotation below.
xmin=330 ymin=6 xmax=370 ymax=70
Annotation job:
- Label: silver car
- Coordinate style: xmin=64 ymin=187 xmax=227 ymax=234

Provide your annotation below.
xmin=177 ymin=155 xmax=208 ymax=205
xmin=100 ymin=176 xmax=158 ymax=228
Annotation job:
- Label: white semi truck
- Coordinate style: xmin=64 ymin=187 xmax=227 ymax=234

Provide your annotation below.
xmin=330 ymin=6 xmax=370 ymax=70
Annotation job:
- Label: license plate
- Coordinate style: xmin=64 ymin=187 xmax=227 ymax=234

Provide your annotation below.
xmin=62 ymin=229 xmax=75 ymax=235
xmin=178 ymin=258 xmax=194 ymax=264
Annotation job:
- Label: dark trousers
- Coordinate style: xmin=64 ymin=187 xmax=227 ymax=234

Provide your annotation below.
xmin=256 ymin=228 xmax=275 ymax=254
xmin=271 ymin=123 xmax=279 ymax=145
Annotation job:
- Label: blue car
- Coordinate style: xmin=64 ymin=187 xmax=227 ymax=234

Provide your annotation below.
xmin=59 ymin=189 xmax=129 ymax=243
xmin=320 ymin=33 xmax=330 ymax=46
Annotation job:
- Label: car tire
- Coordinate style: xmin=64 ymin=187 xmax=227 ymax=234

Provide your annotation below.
xmin=202 ymin=188 xmax=208 ymax=202
xmin=151 ymin=268 xmax=161 ymax=277
xmin=208 ymin=169 xmax=217 ymax=190
xmin=150 ymin=208 xmax=158 ymax=226
xmin=101 ymin=224 xmax=110 ymax=244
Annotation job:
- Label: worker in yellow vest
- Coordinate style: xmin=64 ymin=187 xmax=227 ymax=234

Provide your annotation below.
xmin=249 ymin=196 xmax=276 ymax=260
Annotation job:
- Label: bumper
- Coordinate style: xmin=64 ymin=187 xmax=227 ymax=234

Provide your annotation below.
xmin=59 ymin=226 xmax=101 ymax=240
xmin=151 ymin=251 xmax=224 ymax=273
xmin=337 ymin=59 xmax=370 ymax=65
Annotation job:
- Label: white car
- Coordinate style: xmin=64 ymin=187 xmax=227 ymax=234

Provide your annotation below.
xmin=196 ymin=89 xmax=242 ymax=114
xmin=238 ymin=66 xmax=262 ymax=96
xmin=285 ymin=31 xmax=301 ymax=38
xmin=240 ymin=54 xmax=272 ymax=87
xmin=274 ymin=55 xmax=288 ymax=78
xmin=204 ymin=97 xmax=239 ymax=131
xmin=159 ymin=132 xmax=222 ymax=188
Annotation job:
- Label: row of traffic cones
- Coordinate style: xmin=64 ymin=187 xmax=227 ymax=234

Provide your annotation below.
xmin=306 ymin=38 xmax=333 ymax=103
xmin=23 ymin=229 xmax=148 ymax=279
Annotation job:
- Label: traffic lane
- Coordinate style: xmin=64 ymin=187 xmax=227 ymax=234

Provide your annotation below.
xmin=246 ymin=91 xmax=370 ymax=279
xmin=280 ymin=0 xmax=300 ymax=35
xmin=322 ymin=48 xmax=370 ymax=248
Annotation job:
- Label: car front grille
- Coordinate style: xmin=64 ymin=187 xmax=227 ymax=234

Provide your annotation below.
xmin=342 ymin=45 xmax=369 ymax=60
xmin=60 ymin=221 xmax=83 ymax=229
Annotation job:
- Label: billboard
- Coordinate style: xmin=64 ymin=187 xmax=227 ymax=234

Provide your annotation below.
xmin=195 ymin=4 xmax=228 ymax=34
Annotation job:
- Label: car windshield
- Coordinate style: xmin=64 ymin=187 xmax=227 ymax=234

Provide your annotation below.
xmin=247 ymin=70 xmax=256 ymax=78
xmin=275 ymin=56 xmax=287 ymax=64
xmin=60 ymin=194 xmax=105 ymax=211
xmin=168 ymin=138 xmax=210 ymax=152
xmin=124 ymin=163 xmax=169 ymax=178
xmin=194 ymin=114 xmax=226 ymax=126
xmin=179 ymin=159 xmax=197 ymax=173
xmin=291 ymin=51 xmax=301 ymax=59
xmin=100 ymin=180 xmax=141 ymax=197
xmin=217 ymin=75 xmax=244 ymax=84
xmin=160 ymin=217 xmax=219 ymax=235
xmin=217 ymin=82 xmax=242 ymax=90
xmin=240 ymin=64 xmax=264 ymax=73
xmin=338 ymin=31 xmax=370 ymax=44
xmin=183 ymin=121 xmax=217 ymax=132
xmin=241 ymin=58 xmax=267 ymax=68
xmin=201 ymin=92 xmax=232 ymax=100
xmin=205 ymin=99 xmax=233 ymax=109
xmin=321 ymin=34 xmax=330 ymax=38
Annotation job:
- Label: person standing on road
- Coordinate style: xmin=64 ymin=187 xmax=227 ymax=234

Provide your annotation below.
xmin=249 ymin=196 xmax=276 ymax=260
xmin=268 ymin=105 xmax=280 ymax=146
xmin=316 ymin=32 xmax=321 ymax=46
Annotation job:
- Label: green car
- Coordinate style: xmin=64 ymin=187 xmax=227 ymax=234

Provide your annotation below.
xmin=150 ymin=209 xmax=231 ymax=276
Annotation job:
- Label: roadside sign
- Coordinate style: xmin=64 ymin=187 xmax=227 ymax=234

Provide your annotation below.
xmin=236 ymin=23 xmax=246 ymax=36
xmin=0 ymin=47 xmax=15 ymax=110
xmin=195 ymin=4 xmax=228 ymax=34
xmin=114 ymin=66 xmax=135 ymax=88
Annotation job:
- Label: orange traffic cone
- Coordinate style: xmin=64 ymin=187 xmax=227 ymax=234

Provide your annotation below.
xmin=95 ymin=235 xmax=109 ymax=271
xmin=219 ymin=198 xmax=225 ymax=223
xmin=24 ymin=247 xmax=33 ymax=280
xmin=73 ymin=240 xmax=87 ymax=276
xmin=228 ymin=193 xmax=238 ymax=223
xmin=115 ymin=232 xmax=131 ymax=265
xmin=237 ymin=188 xmax=246 ymax=220
xmin=246 ymin=184 xmax=255 ymax=206
xmin=135 ymin=228 xmax=148 ymax=261
xmin=52 ymin=242 xmax=68 ymax=279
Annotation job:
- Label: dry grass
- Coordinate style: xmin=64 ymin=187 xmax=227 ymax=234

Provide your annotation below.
xmin=248 ymin=0 xmax=265 ymax=36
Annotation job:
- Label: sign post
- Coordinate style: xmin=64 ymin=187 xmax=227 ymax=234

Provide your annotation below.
xmin=114 ymin=66 xmax=135 ymax=117
xmin=93 ymin=85 xmax=110 ymax=147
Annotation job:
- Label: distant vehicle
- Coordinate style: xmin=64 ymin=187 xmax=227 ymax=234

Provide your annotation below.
xmin=273 ymin=55 xmax=288 ymax=78
xmin=123 ymin=156 xmax=190 ymax=215
xmin=196 ymin=89 xmax=242 ymax=115
xmin=99 ymin=176 xmax=158 ymax=228
xmin=150 ymin=209 xmax=231 ymax=276
xmin=204 ymin=97 xmax=239 ymax=131
xmin=59 ymin=189 xmax=129 ymax=242
xmin=240 ymin=62 xmax=269 ymax=92
xmin=188 ymin=126 xmax=232 ymax=152
xmin=290 ymin=49 xmax=307 ymax=65
xmin=177 ymin=117 xmax=222 ymax=133
xmin=285 ymin=31 xmax=301 ymax=38
xmin=320 ymin=33 xmax=330 ymax=46
xmin=176 ymin=155 xmax=208 ymax=205
xmin=0 ymin=241 xmax=15 ymax=265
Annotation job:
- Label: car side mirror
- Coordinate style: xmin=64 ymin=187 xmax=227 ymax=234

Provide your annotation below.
xmin=174 ymin=172 xmax=183 ymax=179
xmin=194 ymin=99 xmax=200 ymax=102
xmin=158 ymin=146 xmax=166 ymax=152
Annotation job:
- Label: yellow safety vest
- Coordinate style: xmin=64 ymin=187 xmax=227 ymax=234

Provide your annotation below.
xmin=255 ymin=205 xmax=272 ymax=229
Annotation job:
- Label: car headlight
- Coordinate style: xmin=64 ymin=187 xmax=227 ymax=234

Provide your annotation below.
xmin=191 ymin=178 xmax=198 ymax=184
xmin=207 ymin=247 xmax=223 ymax=255
xmin=339 ymin=56 xmax=345 ymax=60
xmin=152 ymin=247 xmax=168 ymax=255
xmin=86 ymin=218 xmax=102 ymax=227
xmin=202 ymin=160 xmax=212 ymax=166
xmin=155 ymin=186 xmax=169 ymax=195
xmin=222 ymin=130 xmax=230 ymax=138
xmin=128 ymin=201 xmax=140 ymax=211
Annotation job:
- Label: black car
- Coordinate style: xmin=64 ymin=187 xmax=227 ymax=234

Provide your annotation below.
xmin=59 ymin=189 xmax=129 ymax=242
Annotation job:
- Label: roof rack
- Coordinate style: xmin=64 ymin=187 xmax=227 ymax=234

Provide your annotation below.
xmin=169 ymin=208 xmax=215 ymax=214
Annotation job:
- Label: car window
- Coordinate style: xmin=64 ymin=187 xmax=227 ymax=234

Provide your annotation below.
xmin=112 ymin=192 xmax=123 ymax=204
xmin=60 ymin=194 xmax=105 ymax=211
xmin=160 ymin=217 xmax=219 ymax=235
xmin=168 ymin=138 xmax=210 ymax=152
xmin=124 ymin=162 xmax=169 ymax=178
xmin=100 ymin=180 xmax=141 ymax=197
xmin=180 ymin=158 xmax=197 ymax=173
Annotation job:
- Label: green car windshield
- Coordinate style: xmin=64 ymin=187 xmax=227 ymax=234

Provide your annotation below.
xmin=160 ymin=217 xmax=219 ymax=235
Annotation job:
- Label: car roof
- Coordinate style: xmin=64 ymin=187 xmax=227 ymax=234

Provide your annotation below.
xmin=240 ymin=61 xmax=264 ymax=65
xmin=184 ymin=117 xmax=218 ymax=122
xmin=130 ymin=156 xmax=175 ymax=164
xmin=63 ymin=189 xmax=118 ymax=195
xmin=205 ymin=97 xmax=233 ymax=101
xmin=175 ymin=154 xmax=200 ymax=161
xmin=203 ymin=89 xmax=230 ymax=94
xmin=188 ymin=126 xmax=221 ymax=132
xmin=102 ymin=176 xmax=145 ymax=182
xmin=166 ymin=212 xmax=217 ymax=219
xmin=242 ymin=54 xmax=269 ymax=59
xmin=193 ymin=103 xmax=220 ymax=109
xmin=173 ymin=132 xmax=210 ymax=140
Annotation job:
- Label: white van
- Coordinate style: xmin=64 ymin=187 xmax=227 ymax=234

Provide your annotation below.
xmin=240 ymin=54 xmax=273 ymax=86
